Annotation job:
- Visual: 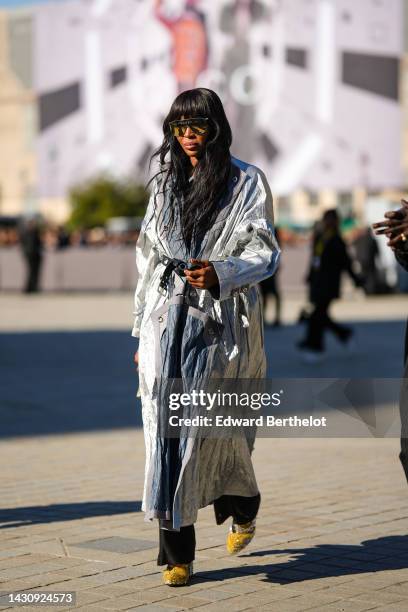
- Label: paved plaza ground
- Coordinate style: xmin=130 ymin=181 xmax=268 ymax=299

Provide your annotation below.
xmin=0 ymin=291 xmax=407 ymax=611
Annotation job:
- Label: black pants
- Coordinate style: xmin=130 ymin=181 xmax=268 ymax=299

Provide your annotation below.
xmin=157 ymin=493 xmax=261 ymax=566
xmin=24 ymin=256 xmax=42 ymax=293
xmin=303 ymin=298 xmax=351 ymax=351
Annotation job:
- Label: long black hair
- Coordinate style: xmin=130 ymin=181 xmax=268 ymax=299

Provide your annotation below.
xmin=147 ymin=88 xmax=232 ymax=250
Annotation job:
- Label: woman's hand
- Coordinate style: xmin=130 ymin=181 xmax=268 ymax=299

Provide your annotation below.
xmin=372 ymin=199 xmax=408 ymax=248
xmin=184 ymin=259 xmax=220 ymax=290
xmin=134 ymin=350 xmax=139 ymax=371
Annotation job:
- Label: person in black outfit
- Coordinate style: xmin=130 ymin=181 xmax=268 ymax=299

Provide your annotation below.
xmin=297 ymin=209 xmax=362 ymax=361
xmin=373 ymin=200 xmax=408 ymax=482
xmin=19 ymin=217 xmax=44 ymax=293
xmin=260 ymin=226 xmax=281 ymax=326
xmin=352 ymin=227 xmax=383 ymax=295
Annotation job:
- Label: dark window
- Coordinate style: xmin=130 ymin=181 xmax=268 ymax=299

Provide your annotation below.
xmin=39 ymin=82 xmax=80 ymax=131
xmin=342 ymin=52 xmax=399 ymax=100
xmin=286 ymin=47 xmax=307 ymax=69
xmin=341 ymin=11 xmax=352 ymax=22
xmin=110 ymin=66 xmax=127 ymax=88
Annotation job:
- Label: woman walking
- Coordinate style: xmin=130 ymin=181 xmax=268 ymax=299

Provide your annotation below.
xmin=132 ymin=88 xmax=280 ymax=586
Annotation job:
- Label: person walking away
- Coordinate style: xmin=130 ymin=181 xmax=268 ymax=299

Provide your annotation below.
xmin=260 ymin=226 xmax=281 ymax=326
xmin=19 ymin=217 xmax=44 ymax=293
xmin=297 ymin=209 xmax=363 ymax=362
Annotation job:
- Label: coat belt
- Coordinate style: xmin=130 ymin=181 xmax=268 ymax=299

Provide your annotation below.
xmin=157 ymin=256 xmax=190 ymax=294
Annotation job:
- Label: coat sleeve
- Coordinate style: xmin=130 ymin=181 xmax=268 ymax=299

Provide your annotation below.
xmin=131 ymin=178 xmax=160 ymax=338
xmin=210 ymin=169 xmax=281 ymax=301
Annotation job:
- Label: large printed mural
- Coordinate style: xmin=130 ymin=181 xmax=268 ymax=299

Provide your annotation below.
xmin=33 ymin=0 xmax=404 ymax=198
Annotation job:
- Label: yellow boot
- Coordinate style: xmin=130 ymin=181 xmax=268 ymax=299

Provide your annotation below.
xmin=226 ymin=519 xmax=256 ymax=555
xmin=163 ymin=562 xmax=193 ymax=586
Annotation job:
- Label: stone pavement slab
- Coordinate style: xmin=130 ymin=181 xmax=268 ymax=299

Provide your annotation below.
xmin=1 ymin=293 xmax=408 ymax=609
xmin=1 ymin=431 xmax=408 ymax=611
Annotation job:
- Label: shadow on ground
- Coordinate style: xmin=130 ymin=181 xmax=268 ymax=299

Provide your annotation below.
xmin=266 ymin=318 xmax=406 ymax=377
xmin=195 ymin=535 xmax=408 ymax=584
xmin=0 ymin=501 xmax=142 ymax=529
xmin=0 ymin=330 xmax=140 ymax=438
xmin=0 ymin=319 xmax=405 ymax=438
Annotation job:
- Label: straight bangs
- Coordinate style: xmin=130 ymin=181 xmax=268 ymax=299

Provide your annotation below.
xmin=166 ymin=91 xmax=212 ymax=124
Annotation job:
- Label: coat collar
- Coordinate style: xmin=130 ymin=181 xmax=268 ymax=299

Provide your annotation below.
xmin=229 ymin=156 xmax=248 ymax=200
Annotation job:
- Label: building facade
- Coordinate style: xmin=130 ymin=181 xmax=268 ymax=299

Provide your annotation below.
xmin=0 ymin=8 xmax=36 ymax=218
xmin=0 ymin=0 xmax=405 ymax=225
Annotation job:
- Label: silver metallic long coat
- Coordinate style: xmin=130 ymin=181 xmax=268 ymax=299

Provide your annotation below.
xmin=131 ymin=155 xmax=281 ymax=529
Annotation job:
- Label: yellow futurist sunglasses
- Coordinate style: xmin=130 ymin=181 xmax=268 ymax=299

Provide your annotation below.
xmin=169 ymin=117 xmax=209 ymax=137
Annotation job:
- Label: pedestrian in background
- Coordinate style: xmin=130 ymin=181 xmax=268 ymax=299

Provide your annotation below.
xmin=260 ymin=226 xmax=281 ymax=327
xmin=352 ymin=226 xmax=383 ymax=295
xmin=19 ymin=217 xmax=44 ymax=294
xmin=297 ymin=209 xmax=363 ymax=362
